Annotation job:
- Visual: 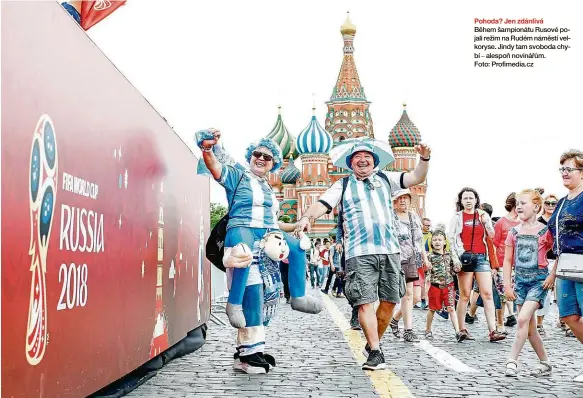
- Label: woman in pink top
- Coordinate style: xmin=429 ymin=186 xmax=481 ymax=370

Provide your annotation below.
xmin=503 ymin=189 xmax=555 ymax=378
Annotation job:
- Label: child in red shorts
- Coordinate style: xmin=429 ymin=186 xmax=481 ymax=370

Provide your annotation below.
xmin=425 ymin=227 xmax=462 ymax=340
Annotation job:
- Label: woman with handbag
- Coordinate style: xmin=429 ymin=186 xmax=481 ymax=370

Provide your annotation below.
xmin=548 ymin=149 xmax=583 ymax=382
xmin=388 ymin=189 xmax=429 ymax=343
xmin=448 ymin=187 xmax=506 ymax=342
xmin=197 ymin=128 xmax=322 ymax=373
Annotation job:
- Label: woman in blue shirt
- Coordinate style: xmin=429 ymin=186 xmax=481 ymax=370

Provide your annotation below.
xmin=199 ymin=128 xmax=321 ymax=373
xmin=548 ymin=149 xmax=583 ymax=383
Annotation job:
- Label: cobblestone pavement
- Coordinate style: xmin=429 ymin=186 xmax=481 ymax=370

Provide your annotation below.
xmin=130 ymin=286 xmax=583 ymax=398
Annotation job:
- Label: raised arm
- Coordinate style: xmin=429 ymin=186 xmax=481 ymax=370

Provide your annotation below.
xmin=197 ymin=128 xmax=223 ymax=180
xmin=402 ymin=143 xmax=431 ymax=188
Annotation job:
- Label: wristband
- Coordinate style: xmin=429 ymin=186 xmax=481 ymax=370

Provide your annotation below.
xmin=420 ymin=156 xmax=430 ymax=161
xmin=201 ymin=146 xmax=213 ymax=152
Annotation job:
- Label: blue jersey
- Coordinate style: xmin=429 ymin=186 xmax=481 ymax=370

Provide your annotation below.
xmin=216 ymin=164 xmax=279 ymax=230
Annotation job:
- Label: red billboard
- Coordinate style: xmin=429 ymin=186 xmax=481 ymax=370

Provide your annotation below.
xmin=1 ymin=2 xmax=211 ymax=397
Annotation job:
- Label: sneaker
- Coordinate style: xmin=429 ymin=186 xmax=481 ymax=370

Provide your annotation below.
xmin=425 ymin=331 xmax=434 ymax=340
xmin=337 ymin=293 xmax=345 ymax=298
xmin=465 ymin=313 xmax=475 ymax=324
xmin=403 ymin=329 xmax=420 ymax=343
xmin=530 ymin=361 xmax=552 ymax=377
xmin=489 ymin=330 xmax=507 ymax=342
xmin=421 ymin=301 xmax=429 ymax=310
xmin=414 ymin=303 xmax=422 ymax=309
xmin=505 ymin=315 xmax=517 ymax=327
xmin=285 ymin=298 xmax=291 ymax=304
xmin=233 ymin=353 xmax=270 ymax=374
xmin=437 ymin=310 xmax=449 ymax=320
xmin=362 ymin=350 xmax=387 ymax=371
xmin=390 ymin=318 xmax=401 ymax=338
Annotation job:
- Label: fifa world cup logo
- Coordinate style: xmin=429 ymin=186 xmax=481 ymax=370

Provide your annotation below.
xmin=26 ymin=115 xmax=58 ymax=365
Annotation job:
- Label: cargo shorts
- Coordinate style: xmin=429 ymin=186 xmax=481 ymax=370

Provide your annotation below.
xmin=345 ymin=254 xmax=406 ymax=306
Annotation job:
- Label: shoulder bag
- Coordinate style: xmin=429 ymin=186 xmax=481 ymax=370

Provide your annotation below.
xmin=554 ymin=198 xmax=583 ymax=282
xmin=460 ymin=212 xmax=479 ymax=272
xmin=206 ymin=173 xmax=245 ymax=272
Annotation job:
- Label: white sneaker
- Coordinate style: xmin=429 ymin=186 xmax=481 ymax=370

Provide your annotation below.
xmin=233 ymin=358 xmax=267 ymax=374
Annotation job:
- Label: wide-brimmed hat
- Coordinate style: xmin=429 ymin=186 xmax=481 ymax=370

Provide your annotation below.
xmin=329 ymin=137 xmax=394 ymax=170
xmin=392 ymin=189 xmax=412 ymax=201
xmin=345 ymin=144 xmax=380 ymax=170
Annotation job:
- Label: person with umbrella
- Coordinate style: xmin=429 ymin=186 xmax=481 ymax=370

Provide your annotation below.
xmin=295 ymin=138 xmax=431 ymax=370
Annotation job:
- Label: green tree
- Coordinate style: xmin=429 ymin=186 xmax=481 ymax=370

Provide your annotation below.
xmin=210 ymin=202 xmax=228 ymax=229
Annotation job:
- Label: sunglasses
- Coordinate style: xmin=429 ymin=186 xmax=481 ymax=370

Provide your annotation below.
xmin=559 ymin=167 xmax=583 ymax=174
xmin=252 ymin=151 xmax=273 ymax=162
xmin=544 ymin=201 xmax=557 ymax=206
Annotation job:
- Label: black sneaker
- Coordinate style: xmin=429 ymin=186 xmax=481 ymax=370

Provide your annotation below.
xmin=237 ymin=352 xmax=270 ymax=373
xmin=465 ymin=313 xmax=475 ymax=324
xmin=505 ymin=315 xmax=517 ymax=327
xmin=362 ymin=343 xmax=382 ymax=357
xmin=362 ymin=350 xmax=386 ymax=371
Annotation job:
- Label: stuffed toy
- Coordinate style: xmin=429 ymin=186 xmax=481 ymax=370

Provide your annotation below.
xmin=195 ymin=129 xmax=322 ymax=374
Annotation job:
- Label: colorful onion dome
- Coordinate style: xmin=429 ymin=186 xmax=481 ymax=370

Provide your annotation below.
xmin=266 ymin=106 xmax=299 ymax=159
xmin=281 ymin=156 xmax=300 ymax=184
xmin=388 ymin=103 xmax=422 ymax=148
xmin=296 ymin=107 xmax=333 ymax=155
xmin=340 ymin=11 xmax=356 ymax=35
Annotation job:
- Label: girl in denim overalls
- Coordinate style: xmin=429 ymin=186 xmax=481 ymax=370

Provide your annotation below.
xmin=503 ymin=189 xmax=555 ymax=377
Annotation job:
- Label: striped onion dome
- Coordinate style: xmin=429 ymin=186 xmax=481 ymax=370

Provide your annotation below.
xmin=280 ymin=156 xmax=300 ymax=184
xmin=266 ymin=106 xmax=299 ymax=159
xmin=296 ymin=108 xmax=333 ymax=155
xmin=389 ymin=103 xmax=422 ymax=148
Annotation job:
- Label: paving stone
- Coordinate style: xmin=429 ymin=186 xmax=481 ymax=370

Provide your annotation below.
xmin=129 ymin=286 xmax=583 ymax=398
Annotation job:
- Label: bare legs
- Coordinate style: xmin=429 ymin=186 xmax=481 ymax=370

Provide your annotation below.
xmin=509 ymin=302 xmax=548 ymax=362
xmin=391 ymin=282 xmax=419 ymax=329
xmin=359 ymin=300 xmax=397 ymax=350
xmin=456 ymin=271 xmax=474 ymax=331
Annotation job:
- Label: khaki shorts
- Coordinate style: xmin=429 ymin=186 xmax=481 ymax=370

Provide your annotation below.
xmin=345 ymin=254 xmax=405 ymax=306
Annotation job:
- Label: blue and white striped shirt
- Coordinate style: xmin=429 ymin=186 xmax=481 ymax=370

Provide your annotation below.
xmin=216 ymin=164 xmax=279 ymax=230
xmin=319 ymin=171 xmax=405 ymax=260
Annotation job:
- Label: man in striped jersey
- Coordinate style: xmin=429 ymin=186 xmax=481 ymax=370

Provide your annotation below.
xmin=296 ymin=143 xmax=431 ymax=370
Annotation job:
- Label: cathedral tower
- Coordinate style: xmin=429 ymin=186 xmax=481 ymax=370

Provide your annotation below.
xmin=325 ymin=12 xmax=374 ymax=144
xmin=388 ymin=104 xmax=427 ymax=217
xmin=296 ymin=106 xmax=335 ymax=237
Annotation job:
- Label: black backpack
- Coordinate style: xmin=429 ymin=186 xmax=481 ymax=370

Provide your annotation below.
xmin=206 ymin=174 xmax=244 ymax=272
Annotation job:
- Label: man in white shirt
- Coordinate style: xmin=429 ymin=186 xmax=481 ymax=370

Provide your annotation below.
xmin=296 ymin=142 xmax=431 ymax=370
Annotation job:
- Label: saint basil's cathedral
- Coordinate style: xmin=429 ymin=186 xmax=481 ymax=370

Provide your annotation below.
xmin=266 ymin=13 xmax=427 ymax=238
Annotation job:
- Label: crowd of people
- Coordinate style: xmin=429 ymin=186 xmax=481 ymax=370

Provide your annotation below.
xmin=296 ymin=147 xmax=583 ymax=380
xmin=198 ymin=127 xmax=582 ymax=379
